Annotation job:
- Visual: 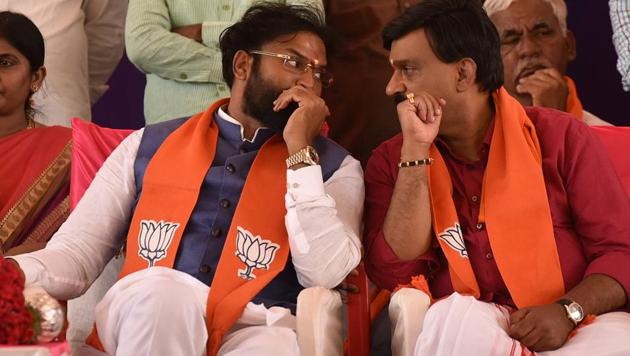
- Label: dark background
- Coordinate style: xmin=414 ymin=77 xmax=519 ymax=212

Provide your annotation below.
xmin=92 ymin=1 xmax=630 ymax=129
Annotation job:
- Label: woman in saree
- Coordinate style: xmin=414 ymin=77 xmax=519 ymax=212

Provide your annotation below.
xmin=0 ymin=12 xmax=72 ymax=255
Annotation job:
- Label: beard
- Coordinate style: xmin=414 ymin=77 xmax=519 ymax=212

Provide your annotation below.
xmin=242 ymin=69 xmax=299 ymax=132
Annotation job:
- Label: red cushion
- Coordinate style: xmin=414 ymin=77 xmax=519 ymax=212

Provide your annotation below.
xmin=70 ymin=118 xmax=135 ymax=209
xmin=591 ymin=126 xmax=630 ymax=198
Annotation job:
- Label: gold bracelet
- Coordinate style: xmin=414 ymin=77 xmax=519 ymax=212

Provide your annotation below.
xmin=398 ymin=158 xmax=433 ymax=168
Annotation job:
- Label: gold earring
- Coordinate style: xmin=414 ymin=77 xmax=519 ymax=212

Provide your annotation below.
xmin=31 ymin=85 xmax=38 ymax=92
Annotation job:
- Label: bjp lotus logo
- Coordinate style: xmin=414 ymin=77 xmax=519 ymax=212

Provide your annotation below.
xmin=137 ymin=220 xmax=180 ymax=267
xmin=438 ymin=223 xmax=468 ymax=258
xmin=235 ymin=226 xmax=279 ymax=280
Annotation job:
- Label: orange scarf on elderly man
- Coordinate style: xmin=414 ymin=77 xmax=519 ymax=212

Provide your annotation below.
xmin=427 ymin=87 xmax=565 ymax=309
xmin=87 ymin=99 xmax=290 ymax=355
xmin=565 ymin=76 xmax=583 ymax=120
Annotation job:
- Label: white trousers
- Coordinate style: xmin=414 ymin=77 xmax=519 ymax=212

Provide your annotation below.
xmin=88 ymin=267 xmax=299 ymax=356
xmin=416 ymin=292 xmax=630 ymax=356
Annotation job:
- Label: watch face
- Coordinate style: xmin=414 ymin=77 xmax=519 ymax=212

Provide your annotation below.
xmin=306 ymin=146 xmax=319 ymax=164
xmin=568 ymin=303 xmax=584 ymax=321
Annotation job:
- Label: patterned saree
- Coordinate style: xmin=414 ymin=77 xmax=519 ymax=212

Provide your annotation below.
xmin=0 ymin=125 xmax=72 ymax=255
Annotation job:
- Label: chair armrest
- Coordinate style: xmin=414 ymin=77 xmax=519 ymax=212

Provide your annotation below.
xmin=388 ymin=288 xmax=431 ymax=356
xmin=296 ymin=287 xmax=343 ymax=356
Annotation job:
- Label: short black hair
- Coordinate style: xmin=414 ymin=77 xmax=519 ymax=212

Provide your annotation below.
xmin=219 ymin=2 xmax=337 ymax=88
xmin=0 ymin=11 xmax=45 ymax=116
xmin=382 ymin=0 xmax=503 ymax=92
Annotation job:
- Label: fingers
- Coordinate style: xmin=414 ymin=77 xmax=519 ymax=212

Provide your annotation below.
xmin=399 ymin=92 xmax=445 ymax=123
xmin=535 ymin=67 xmax=565 ymax=81
xmin=508 ymin=309 xmax=533 ymax=340
xmin=516 ymin=70 xmax=568 ymax=110
xmin=335 ymin=281 xmax=360 ymax=304
xmin=509 ymin=308 xmax=528 ymax=325
xmin=336 ymin=281 xmax=360 ymax=294
xmin=509 ymin=313 xmax=543 ymax=349
xmin=519 ymin=328 xmax=543 ymax=350
xmin=273 ymin=86 xmax=331 ymax=118
xmin=517 ymin=70 xmax=564 ymax=93
xmin=273 ymin=86 xmax=312 ymax=109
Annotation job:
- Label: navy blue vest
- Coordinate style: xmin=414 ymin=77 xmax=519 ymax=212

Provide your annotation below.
xmin=132 ymin=113 xmax=348 ymax=311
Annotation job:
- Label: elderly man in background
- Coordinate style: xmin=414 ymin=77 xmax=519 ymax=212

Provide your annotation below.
xmin=484 ymin=0 xmax=611 ymax=126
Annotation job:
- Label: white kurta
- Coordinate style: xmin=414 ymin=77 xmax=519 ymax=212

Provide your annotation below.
xmin=12 ymin=111 xmax=364 ymax=355
xmin=416 ymin=292 xmax=630 ymax=356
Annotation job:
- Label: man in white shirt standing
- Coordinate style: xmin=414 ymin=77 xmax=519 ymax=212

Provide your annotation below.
xmin=9 ymin=3 xmax=363 ymax=355
xmin=3 ymin=0 xmax=126 ymax=126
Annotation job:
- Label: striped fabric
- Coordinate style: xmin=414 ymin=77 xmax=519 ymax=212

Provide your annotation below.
xmin=125 ymin=0 xmax=324 ymax=124
xmin=610 ymin=0 xmax=630 ymax=91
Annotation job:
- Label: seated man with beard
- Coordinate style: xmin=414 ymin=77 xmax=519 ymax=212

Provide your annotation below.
xmin=8 ymin=4 xmax=363 ymax=355
xmin=484 ymin=0 xmax=612 ymax=126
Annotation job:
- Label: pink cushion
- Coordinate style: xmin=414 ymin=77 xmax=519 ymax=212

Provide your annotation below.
xmin=591 ymin=126 xmax=630 ymax=197
xmin=70 ymin=118 xmax=135 ymax=209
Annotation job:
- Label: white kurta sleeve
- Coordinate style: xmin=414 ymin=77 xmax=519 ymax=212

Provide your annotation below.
xmin=11 ymin=129 xmax=144 ymax=300
xmin=285 ymin=155 xmax=364 ymax=289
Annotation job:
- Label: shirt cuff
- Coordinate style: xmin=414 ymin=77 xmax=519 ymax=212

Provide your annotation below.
xmin=584 ymin=251 xmax=630 ymax=310
xmin=8 ymin=255 xmax=43 ymax=285
xmin=286 ymin=165 xmax=326 ymax=202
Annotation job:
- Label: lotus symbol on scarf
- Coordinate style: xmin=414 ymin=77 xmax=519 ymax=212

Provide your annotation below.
xmin=438 ymin=223 xmax=468 ymax=258
xmin=137 ymin=220 xmax=180 ymax=267
xmin=235 ymin=226 xmax=279 ymax=280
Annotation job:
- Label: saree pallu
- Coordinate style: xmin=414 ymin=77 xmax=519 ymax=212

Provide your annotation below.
xmin=0 ymin=126 xmax=72 ymax=254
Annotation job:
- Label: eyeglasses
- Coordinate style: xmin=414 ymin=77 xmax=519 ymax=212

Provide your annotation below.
xmin=249 ymin=50 xmax=333 ymax=87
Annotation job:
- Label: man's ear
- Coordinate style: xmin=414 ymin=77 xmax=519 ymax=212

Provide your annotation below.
xmin=233 ymin=50 xmax=253 ymax=81
xmin=565 ymin=30 xmax=577 ymax=62
xmin=455 ymin=58 xmax=477 ymax=92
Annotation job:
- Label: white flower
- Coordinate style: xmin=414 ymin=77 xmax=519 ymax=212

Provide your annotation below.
xmin=138 ymin=220 xmax=180 ymax=267
xmin=438 ymin=223 xmax=468 ymax=258
xmin=235 ymin=226 xmax=279 ymax=280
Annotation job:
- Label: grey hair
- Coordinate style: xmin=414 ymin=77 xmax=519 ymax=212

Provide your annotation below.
xmin=483 ymin=0 xmax=567 ymax=35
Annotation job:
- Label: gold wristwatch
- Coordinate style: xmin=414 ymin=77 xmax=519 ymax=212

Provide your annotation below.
xmin=556 ymin=298 xmax=584 ymax=325
xmin=286 ymin=146 xmax=320 ymax=168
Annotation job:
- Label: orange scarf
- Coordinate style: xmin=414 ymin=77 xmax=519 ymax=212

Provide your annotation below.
xmin=428 ymin=88 xmax=565 ymax=308
xmin=89 ymin=99 xmax=289 ymax=355
xmin=565 ymin=76 xmax=583 ymax=119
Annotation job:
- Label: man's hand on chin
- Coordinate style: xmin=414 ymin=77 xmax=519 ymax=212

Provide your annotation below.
xmin=516 ymin=68 xmax=569 ymax=111
xmin=508 ymin=303 xmax=575 ymax=352
xmin=274 ymin=86 xmax=330 ymax=155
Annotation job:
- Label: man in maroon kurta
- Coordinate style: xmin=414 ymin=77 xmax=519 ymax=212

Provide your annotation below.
xmin=364 ymin=0 xmax=630 ymax=354
xmin=366 ymin=107 xmax=630 ymax=306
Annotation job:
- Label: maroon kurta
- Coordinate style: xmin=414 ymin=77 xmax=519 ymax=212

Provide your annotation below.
xmin=364 ymin=106 xmax=630 ymax=309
